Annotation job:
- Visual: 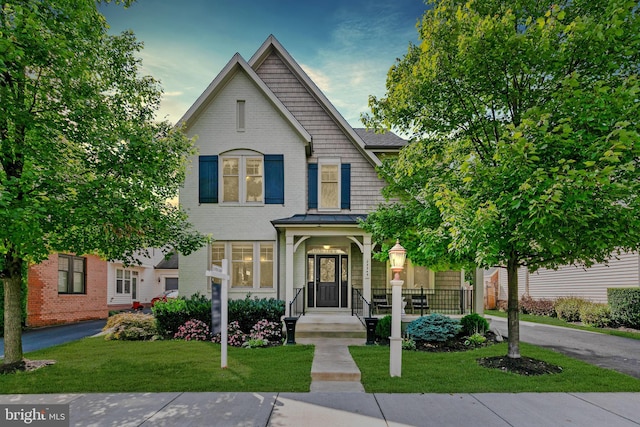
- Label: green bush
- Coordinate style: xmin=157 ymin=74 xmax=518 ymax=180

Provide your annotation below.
xmin=608 ymin=288 xmax=640 ymax=329
xmin=152 ymin=298 xmax=190 ymax=337
xmin=579 ymin=302 xmax=612 ymax=328
xmin=555 ymin=297 xmax=588 ymax=322
xmin=227 ymin=296 xmax=285 ymax=333
xmin=184 ymin=293 xmax=212 ymax=326
xmin=406 ymin=313 xmax=461 ymax=343
xmin=459 ymin=313 xmax=490 ymax=336
xmin=375 ymin=315 xmax=392 ymax=341
xmin=103 ymin=312 xmax=157 ymax=340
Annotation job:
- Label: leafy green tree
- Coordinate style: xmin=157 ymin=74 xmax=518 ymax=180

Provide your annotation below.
xmin=363 ymin=0 xmax=640 ymax=359
xmin=0 ymin=0 xmax=207 ymax=368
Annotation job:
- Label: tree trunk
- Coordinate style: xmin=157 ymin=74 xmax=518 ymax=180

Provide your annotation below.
xmin=2 ymin=249 xmax=24 ymax=367
xmin=506 ymin=255 xmax=520 ymax=359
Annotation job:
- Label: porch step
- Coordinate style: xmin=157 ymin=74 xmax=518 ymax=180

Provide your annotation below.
xmin=294 ymin=313 xmax=366 ymax=339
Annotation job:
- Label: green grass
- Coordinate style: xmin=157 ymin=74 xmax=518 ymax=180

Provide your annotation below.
xmin=350 ymin=343 xmax=640 ymax=393
xmin=0 ymin=338 xmax=314 ymax=394
xmin=485 ymin=310 xmax=640 ymax=340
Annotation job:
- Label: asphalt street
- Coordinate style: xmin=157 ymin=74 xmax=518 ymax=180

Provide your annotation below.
xmin=0 ymin=319 xmax=106 ymax=358
xmin=488 ymin=315 xmax=640 ymax=379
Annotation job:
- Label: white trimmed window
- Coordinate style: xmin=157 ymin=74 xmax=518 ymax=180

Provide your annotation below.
xmin=116 ymin=268 xmax=139 ymax=294
xmin=318 ymin=158 xmax=340 ymax=210
xmin=210 ymin=241 xmax=275 ymax=289
xmin=237 ymin=100 xmax=246 ymax=131
xmin=220 ymin=155 xmax=263 ymax=204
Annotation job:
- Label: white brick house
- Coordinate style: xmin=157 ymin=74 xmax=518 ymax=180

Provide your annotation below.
xmin=178 ymin=36 xmax=467 ymax=315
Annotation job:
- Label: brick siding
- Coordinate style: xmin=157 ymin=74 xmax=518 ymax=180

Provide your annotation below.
xmin=26 ymin=253 xmax=109 ymax=327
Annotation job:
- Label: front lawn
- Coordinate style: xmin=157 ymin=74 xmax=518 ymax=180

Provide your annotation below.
xmin=0 ymin=338 xmax=314 ymax=394
xmin=350 ymin=343 xmax=640 ymax=393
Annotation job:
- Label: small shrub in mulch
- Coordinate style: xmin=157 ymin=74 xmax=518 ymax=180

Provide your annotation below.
xmin=478 ymin=356 xmax=563 ymax=376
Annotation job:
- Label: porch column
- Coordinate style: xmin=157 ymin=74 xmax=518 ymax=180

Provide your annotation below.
xmin=285 ymin=232 xmax=294 ymax=315
xmin=363 ymin=234 xmax=372 ymax=303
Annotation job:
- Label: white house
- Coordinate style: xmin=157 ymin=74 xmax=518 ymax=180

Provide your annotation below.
xmin=177 ymin=35 xmax=469 ymax=316
xmin=107 ymin=250 xmax=179 ymax=309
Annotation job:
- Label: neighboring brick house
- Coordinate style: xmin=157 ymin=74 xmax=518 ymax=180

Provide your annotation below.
xmin=178 ymin=35 xmax=470 ymax=316
xmin=27 ymin=253 xmax=108 ymax=327
xmin=26 ymin=250 xmax=178 ymax=327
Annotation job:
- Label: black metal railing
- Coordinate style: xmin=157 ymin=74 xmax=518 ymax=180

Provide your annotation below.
xmin=370 ymin=287 xmax=474 ymax=316
xmin=288 ymin=287 xmax=306 ymax=318
xmin=351 ymin=288 xmax=372 ymax=326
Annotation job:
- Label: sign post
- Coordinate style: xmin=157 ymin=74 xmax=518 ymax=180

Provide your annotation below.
xmin=206 ymin=260 xmax=229 ymax=368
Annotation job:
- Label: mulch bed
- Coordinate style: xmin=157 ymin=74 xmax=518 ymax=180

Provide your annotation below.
xmin=0 ymin=359 xmax=56 ymax=375
xmin=408 ymin=331 xmax=564 ymax=376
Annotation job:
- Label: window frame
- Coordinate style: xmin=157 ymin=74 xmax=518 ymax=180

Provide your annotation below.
xmin=58 ymin=254 xmax=86 ymax=295
xmin=115 ymin=267 xmax=139 ymax=295
xmin=210 ymin=241 xmax=275 ymax=289
xmin=318 ymin=158 xmax=341 ymax=211
xmin=219 ymin=154 xmax=264 ymax=205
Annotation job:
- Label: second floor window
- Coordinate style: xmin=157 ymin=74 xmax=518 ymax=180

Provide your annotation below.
xmin=58 ymin=255 xmax=86 ymax=294
xmin=221 ymin=156 xmax=263 ymax=203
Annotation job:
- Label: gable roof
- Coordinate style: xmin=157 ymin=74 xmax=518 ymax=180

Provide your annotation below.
xmin=353 ymin=128 xmax=407 ymax=149
xmin=155 ymin=252 xmax=179 ymax=269
xmin=248 ymin=35 xmax=383 ymax=167
xmin=177 ymin=51 xmax=312 ymax=152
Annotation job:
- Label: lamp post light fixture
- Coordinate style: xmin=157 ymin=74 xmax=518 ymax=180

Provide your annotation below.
xmin=388 ymin=239 xmax=406 ymax=377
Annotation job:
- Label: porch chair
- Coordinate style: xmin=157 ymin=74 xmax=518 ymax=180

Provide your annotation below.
xmin=372 ymin=293 xmax=392 ymax=314
xmin=410 ymin=294 xmax=429 ymax=315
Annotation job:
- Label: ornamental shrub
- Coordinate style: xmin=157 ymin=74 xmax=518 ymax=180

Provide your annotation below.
xmin=174 ymin=319 xmax=211 ymax=341
xmin=520 ymin=295 xmax=556 ymax=317
xmin=227 ymin=296 xmax=285 ymax=333
xmin=406 ymin=314 xmax=461 ymax=343
xmin=375 ymin=315 xmax=392 ymax=342
xmin=103 ymin=312 xmax=157 ymax=341
xmin=153 ymin=293 xmax=213 ymax=337
xmin=459 ymin=313 xmax=490 ymax=336
xmin=579 ymin=302 xmax=612 ymax=328
xmin=555 ymin=297 xmax=588 ymax=322
xmin=608 ymin=288 xmax=640 ymax=329
xmin=212 ymin=320 xmax=247 ymax=347
xmin=152 ymin=297 xmax=189 ymax=337
xmin=249 ymin=319 xmax=282 ymax=342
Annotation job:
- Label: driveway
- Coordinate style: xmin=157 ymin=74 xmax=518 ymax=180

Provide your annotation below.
xmin=488 ymin=315 xmax=640 ymax=379
xmin=0 ymin=319 xmax=106 ymax=358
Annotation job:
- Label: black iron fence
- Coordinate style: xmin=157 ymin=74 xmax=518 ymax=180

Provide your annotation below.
xmin=370 ymin=287 xmax=473 ymax=316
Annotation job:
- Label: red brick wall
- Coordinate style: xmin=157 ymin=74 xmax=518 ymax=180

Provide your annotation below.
xmin=27 ymin=253 xmax=109 ymax=327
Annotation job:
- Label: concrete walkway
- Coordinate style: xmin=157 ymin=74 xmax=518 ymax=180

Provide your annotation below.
xmin=298 ymin=337 xmax=365 ymax=392
xmin=1 ymin=392 xmax=638 ymax=426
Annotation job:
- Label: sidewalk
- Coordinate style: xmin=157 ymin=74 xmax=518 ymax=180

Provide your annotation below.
xmin=1 ymin=391 xmax=638 ymax=426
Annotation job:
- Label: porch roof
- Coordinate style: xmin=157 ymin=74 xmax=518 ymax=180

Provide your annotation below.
xmin=271 ymin=214 xmax=367 ymax=227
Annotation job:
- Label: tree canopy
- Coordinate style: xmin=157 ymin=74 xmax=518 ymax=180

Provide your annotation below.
xmin=362 ymin=0 xmax=640 ymax=358
xmin=1 ymin=0 xmax=207 ymax=367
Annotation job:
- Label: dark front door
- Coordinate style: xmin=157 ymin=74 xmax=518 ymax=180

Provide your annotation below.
xmin=316 ymin=255 xmax=339 ymax=307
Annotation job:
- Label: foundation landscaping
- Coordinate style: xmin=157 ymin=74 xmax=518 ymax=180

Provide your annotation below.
xmin=1 ymin=293 xmax=639 ymax=393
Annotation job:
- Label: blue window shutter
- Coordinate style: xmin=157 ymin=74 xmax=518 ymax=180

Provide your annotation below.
xmin=308 ymin=163 xmax=318 ymax=209
xmin=199 ymin=155 xmax=218 ymax=203
xmin=264 ymin=155 xmax=284 ymax=204
xmin=341 ymin=163 xmax=351 ymax=209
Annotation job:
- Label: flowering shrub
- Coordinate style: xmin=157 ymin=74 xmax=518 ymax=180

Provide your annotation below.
xmin=249 ymin=319 xmax=282 ymax=342
xmin=211 ymin=320 xmax=247 ymax=347
xmin=174 ymin=319 xmax=211 ymax=341
xmin=103 ymin=313 xmax=157 ymax=341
